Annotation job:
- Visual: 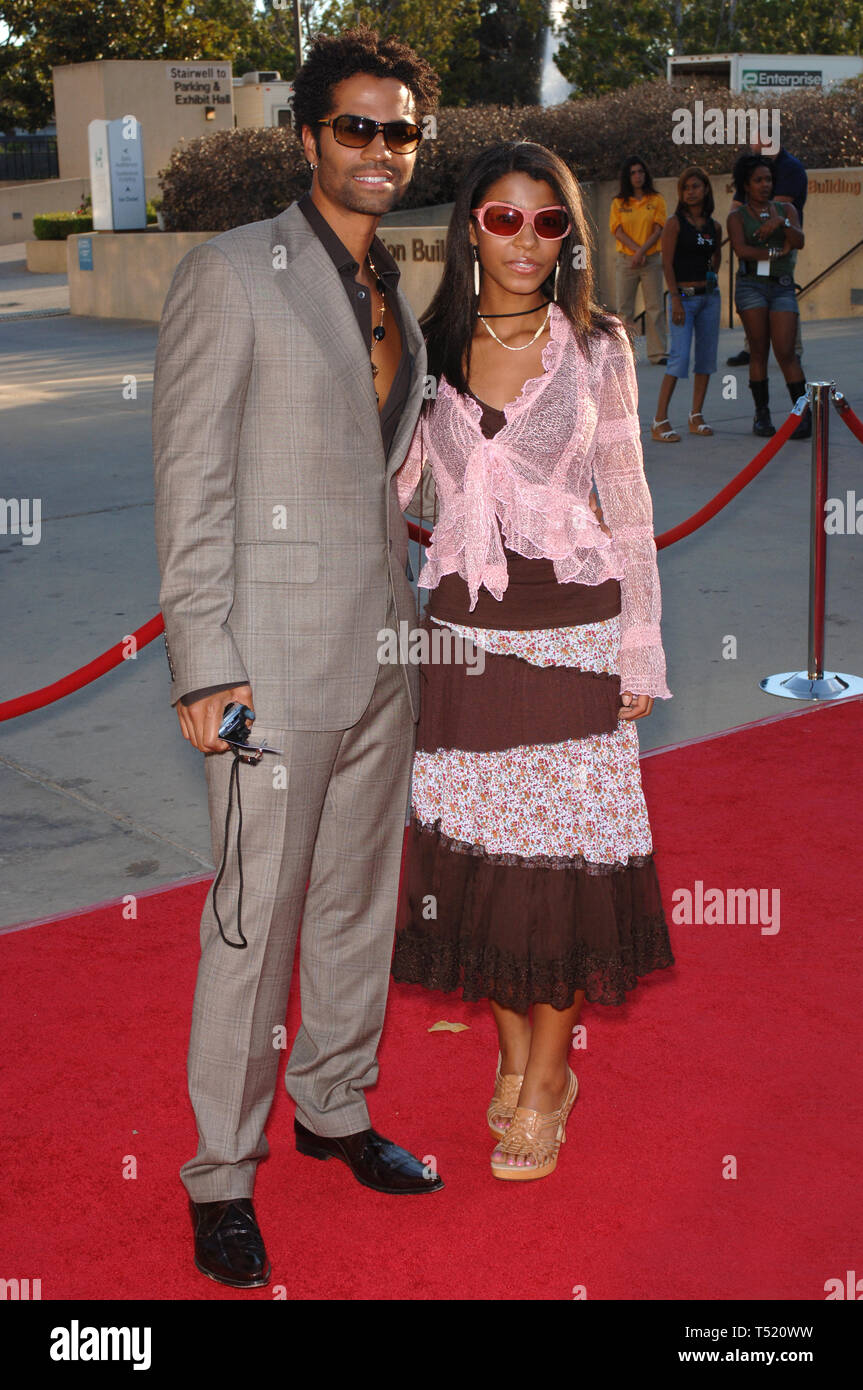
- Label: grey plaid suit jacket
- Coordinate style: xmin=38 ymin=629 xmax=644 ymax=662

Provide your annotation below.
xmin=152 ymin=200 xmax=426 ymax=730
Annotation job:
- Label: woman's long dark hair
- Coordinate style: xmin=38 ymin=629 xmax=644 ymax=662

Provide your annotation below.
xmin=732 ymin=153 xmax=775 ymax=203
xmin=421 ymin=141 xmax=618 ymax=401
xmin=674 ymin=165 xmax=715 ymax=222
xmin=618 ymin=154 xmax=657 ymax=201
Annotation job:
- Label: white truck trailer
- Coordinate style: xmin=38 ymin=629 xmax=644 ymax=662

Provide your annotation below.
xmin=232 ymin=71 xmax=295 ymax=129
xmin=667 ymin=53 xmax=863 ymax=94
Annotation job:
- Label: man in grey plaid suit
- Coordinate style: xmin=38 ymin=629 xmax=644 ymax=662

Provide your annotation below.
xmin=152 ymin=29 xmax=443 ymax=1289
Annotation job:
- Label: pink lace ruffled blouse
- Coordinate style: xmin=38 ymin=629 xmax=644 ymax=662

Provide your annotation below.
xmin=396 ymin=306 xmax=672 ymax=699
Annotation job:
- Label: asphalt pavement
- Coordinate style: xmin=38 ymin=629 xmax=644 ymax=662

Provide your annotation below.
xmin=2 ymin=245 xmax=861 ymax=927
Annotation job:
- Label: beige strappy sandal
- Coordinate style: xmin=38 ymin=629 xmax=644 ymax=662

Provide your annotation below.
xmin=689 ymin=412 xmax=714 ymax=435
xmin=651 ymin=418 xmax=680 ymax=442
xmin=490 ymin=1068 xmax=578 ymax=1181
xmin=487 ymin=1053 xmax=524 ymax=1140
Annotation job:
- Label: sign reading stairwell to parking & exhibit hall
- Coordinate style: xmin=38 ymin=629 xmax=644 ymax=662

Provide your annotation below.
xmin=167 ymin=63 xmax=232 ymax=108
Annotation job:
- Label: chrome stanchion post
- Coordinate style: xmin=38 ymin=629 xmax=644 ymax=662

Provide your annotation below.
xmin=761 ymin=381 xmax=863 ymax=700
xmin=808 ymin=381 xmax=829 ymax=680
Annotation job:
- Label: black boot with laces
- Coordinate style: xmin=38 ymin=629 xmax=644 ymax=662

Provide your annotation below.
xmin=749 ymin=379 xmax=775 ymax=437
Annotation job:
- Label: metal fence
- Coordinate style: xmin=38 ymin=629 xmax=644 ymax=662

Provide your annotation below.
xmin=0 ymin=136 xmax=59 ymax=181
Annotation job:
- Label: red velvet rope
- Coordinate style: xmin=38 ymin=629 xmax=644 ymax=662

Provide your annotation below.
xmin=833 ymin=393 xmax=863 ymax=446
xmin=655 ymin=405 xmax=800 ymax=549
xmin=409 ymin=405 xmax=802 ymax=549
xmin=1 ymin=402 xmax=847 ymax=723
xmin=0 ymin=615 xmax=165 ymax=722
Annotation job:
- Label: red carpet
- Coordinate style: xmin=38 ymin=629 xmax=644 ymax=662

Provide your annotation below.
xmin=2 ymin=699 xmax=860 ymax=1301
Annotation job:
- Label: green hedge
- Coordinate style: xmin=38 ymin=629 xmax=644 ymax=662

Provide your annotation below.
xmin=33 ymin=202 xmax=159 ymax=239
xmin=33 ymin=212 xmax=93 ymax=240
xmin=158 ymin=77 xmax=863 ymax=232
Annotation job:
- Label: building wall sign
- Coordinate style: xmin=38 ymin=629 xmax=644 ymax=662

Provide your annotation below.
xmin=167 ymin=62 xmax=231 ymax=107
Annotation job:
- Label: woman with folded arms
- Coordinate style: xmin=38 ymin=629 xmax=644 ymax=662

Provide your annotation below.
xmin=727 ymin=153 xmax=808 ymax=439
xmin=393 ymin=141 xmax=674 ymax=1183
xmin=609 ymin=155 xmax=668 ymax=365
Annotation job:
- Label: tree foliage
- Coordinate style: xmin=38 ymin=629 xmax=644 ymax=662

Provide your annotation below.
xmin=5 ymin=0 xmax=860 ymax=132
xmin=555 ymin=0 xmax=863 ymax=97
xmin=0 ymin=0 xmax=261 ymax=130
xmin=1 ymin=0 xmax=552 ymax=130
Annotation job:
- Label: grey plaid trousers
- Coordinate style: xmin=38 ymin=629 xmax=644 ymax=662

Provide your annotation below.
xmin=180 ymin=594 xmax=414 ymax=1201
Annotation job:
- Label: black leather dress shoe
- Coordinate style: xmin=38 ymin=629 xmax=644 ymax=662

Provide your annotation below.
xmin=189 ymin=1197 xmax=271 ymax=1288
xmin=295 ymin=1119 xmax=445 ymax=1195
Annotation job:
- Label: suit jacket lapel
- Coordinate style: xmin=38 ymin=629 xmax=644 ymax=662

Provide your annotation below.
xmin=270 ymin=201 xmax=427 ymax=475
xmin=269 ymin=203 xmax=383 ymax=460
xmin=385 ymin=285 xmax=426 ymax=479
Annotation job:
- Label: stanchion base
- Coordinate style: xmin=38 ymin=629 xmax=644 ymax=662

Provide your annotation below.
xmin=760 ymin=671 xmax=863 ymax=701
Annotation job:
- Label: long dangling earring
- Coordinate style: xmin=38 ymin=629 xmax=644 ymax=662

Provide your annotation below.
xmin=473 ymin=246 xmax=480 ymax=297
xmin=553 ymin=257 xmax=561 ymax=301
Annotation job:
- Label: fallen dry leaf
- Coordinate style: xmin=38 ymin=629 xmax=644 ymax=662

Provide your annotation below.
xmin=427 ymin=1020 xmax=469 ymax=1033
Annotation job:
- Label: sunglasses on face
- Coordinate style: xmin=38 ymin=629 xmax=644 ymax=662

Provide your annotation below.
xmin=318 ymin=113 xmax=423 ymax=154
xmin=471 ymin=201 xmax=571 ymax=240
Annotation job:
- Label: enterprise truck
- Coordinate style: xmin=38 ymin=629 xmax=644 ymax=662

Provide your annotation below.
xmin=667 ymin=53 xmax=863 ymax=94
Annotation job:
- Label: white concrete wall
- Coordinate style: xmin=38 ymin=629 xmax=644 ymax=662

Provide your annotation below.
xmin=1 ymin=176 xmax=162 ymax=246
xmin=53 ymin=60 xmax=234 ymax=182
xmin=64 ymin=167 xmax=863 ymax=324
xmin=67 ymin=230 xmax=218 ymax=318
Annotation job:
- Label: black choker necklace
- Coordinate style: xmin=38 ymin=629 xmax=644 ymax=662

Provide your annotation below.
xmin=478 ymin=300 xmax=551 ymax=319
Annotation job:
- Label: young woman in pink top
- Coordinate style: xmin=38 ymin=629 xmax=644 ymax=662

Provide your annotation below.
xmin=392 ymin=142 xmax=674 ymax=1182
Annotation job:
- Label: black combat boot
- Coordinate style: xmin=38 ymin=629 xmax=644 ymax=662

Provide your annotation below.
xmin=749 ymin=378 xmax=775 ymax=437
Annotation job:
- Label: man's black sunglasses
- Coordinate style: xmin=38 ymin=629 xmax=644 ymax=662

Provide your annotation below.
xmin=318 ymin=113 xmax=423 ymax=154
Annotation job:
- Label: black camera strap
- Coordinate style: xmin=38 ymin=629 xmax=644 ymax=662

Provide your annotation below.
xmin=211 ymin=750 xmax=248 ymax=949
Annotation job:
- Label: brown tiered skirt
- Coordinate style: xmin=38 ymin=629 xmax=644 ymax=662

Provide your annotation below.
xmin=391 ymin=549 xmax=674 ymax=1010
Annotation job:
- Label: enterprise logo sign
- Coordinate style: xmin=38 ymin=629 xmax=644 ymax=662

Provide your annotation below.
xmin=741 ymin=69 xmax=822 ymax=90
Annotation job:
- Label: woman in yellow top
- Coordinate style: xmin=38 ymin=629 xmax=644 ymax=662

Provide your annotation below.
xmin=609 ymin=155 xmax=668 ymax=365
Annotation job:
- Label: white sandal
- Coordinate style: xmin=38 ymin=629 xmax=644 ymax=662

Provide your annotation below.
xmin=651 ymin=418 xmax=680 ymax=442
xmin=689 ymin=412 xmax=713 ymax=436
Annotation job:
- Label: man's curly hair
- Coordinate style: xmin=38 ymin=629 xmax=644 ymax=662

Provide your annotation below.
xmin=292 ymin=24 xmax=440 ymax=146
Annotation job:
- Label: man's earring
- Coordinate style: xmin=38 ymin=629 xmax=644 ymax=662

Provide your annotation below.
xmin=309 ymin=162 xmax=318 ymax=171
xmin=472 ymin=246 xmax=480 ymax=297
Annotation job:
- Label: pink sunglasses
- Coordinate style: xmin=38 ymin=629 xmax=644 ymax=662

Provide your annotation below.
xmin=471 ymin=201 xmax=571 ymax=240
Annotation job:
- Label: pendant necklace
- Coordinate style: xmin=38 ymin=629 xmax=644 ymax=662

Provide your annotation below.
xmin=478 ymin=301 xmax=552 ymax=351
xmin=367 ymin=251 xmax=386 ymax=401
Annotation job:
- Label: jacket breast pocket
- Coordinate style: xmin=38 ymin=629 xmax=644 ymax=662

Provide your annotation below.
xmin=236 ymin=541 xmax=320 ymax=584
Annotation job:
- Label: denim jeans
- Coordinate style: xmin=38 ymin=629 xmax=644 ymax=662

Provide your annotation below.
xmin=665 ymin=289 xmax=721 ymax=379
